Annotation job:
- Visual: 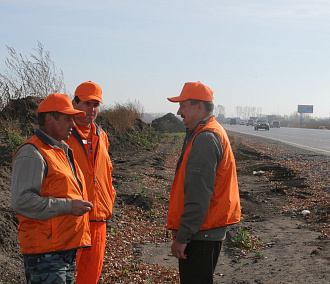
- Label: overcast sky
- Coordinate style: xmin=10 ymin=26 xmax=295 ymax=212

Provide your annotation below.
xmin=1 ymin=0 xmax=330 ymax=118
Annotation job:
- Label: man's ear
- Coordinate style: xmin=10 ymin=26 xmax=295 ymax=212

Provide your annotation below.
xmin=72 ymin=99 xmax=77 ymax=108
xmin=46 ymin=113 xmax=52 ymax=122
xmin=198 ymin=101 xmax=205 ymax=113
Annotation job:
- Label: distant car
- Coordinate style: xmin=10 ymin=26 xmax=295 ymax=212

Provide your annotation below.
xmin=246 ymin=119 xmax=254 ymax=126
xmin=254 ymin=119 xmax=270 ymax=131
xmin=239 ymin=120 xmax=246 ymax=125
xmin=230 ymin=118 xmax=236 ymax=125
xmin=270 ymin=120 xmax=280 ymax=128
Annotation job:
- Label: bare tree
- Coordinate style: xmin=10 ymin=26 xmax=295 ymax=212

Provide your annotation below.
xmin=0 ymin=41 xmax=66 ymax=105
xmin=0 ymin=80 xmax=10 ymax=109
xmin=235 ymin=106 xmax=242 ymax=118
xmin=256 ymin=107 xmax=263 ymax=117
xmin=214 ymin=104 xmax=226 ymax=119
xmin=235 ymin=106 xmax=263 ymax=119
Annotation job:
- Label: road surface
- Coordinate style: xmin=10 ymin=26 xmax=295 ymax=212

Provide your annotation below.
xmin=223 ymin=124 xmax=330 ymax=156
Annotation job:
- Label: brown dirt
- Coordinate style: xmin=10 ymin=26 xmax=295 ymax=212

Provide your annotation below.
xmin=151 ymin=113 xmax=186 ymax=133
xmin=137 ymin=133 xmax=330 ymax=284
xmin=0 ymin=107 xmax=329 ymax=283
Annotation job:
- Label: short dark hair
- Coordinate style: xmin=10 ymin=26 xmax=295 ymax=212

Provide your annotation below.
xmin=38 ymin=111 xmax=62 ymax=126
xmin=74 ymin=96 xmax=81 ymax=104
xmin=189 ymin=99 xmax=214 ymax=114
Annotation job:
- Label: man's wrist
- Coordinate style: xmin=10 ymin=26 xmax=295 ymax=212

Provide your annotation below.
xmin=176 ymin=231 xmax=191 ymax=244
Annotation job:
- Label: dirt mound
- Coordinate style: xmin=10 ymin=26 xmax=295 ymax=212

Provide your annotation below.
xmin=0 ymin=147 xmax=26 ymax=282
xmin=0 ymin=96 xmax=42 ymax=136
xmin=116 ymin=193 xmax=153 ymax=211
xmin=96 ymin=115 xmax=158 ymax=157
xmin=151 ymin=113 xmax=185 ymax=133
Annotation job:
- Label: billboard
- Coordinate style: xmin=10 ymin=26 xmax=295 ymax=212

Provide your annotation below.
xmin=298 ymin=105 xmax=313 ymax=113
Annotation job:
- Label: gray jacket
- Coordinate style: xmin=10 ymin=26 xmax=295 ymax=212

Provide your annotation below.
xmin=172 ymin=117 xmax=227 ymax=244
xmin=11 ymin=129 xmax=74 ymax=220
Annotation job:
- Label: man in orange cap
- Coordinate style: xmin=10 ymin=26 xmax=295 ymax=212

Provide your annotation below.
xmin=166 ymin=82 xmax=241 ymax=283
xmin=66 ymin=81 xmax=116 ymax=284
xmin=11 ymin=93 xmax=93 ymax=283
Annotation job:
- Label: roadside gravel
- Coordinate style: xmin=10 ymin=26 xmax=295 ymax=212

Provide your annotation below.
xmin=231 ymin=131 xmax=330 ymax=237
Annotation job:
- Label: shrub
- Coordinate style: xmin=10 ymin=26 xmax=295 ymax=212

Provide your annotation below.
xmin=131 ymin=132 xmax=160 ymax=148
xmin=1 ymin=120 xmax=26 ymax=152
xmin=234 ymin=227 xmax=264 ymax=251
xmin=100 ymin=100 xmax=144 ymax=133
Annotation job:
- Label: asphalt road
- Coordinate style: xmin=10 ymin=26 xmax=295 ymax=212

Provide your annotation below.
xmin=223 ymin=124 xmax=330 ymax=157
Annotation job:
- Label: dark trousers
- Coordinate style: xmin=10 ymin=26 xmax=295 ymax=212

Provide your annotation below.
xmin=179 ymin=240 xmax=222 ymax=284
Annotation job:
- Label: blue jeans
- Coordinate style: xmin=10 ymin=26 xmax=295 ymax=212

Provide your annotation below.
xmin=23 ymin=249 xmax=77 ymax=284
xmin=179 ymin=240 xmax=222 ymax=284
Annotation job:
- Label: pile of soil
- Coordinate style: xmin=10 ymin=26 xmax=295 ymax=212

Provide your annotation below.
xmin=0 ymin=96 xmax=42 ymax=136
xmin=96 ymin=115 xmax=153 ymax=157
xmin=151 ymin=113 xmax=185 ymax=133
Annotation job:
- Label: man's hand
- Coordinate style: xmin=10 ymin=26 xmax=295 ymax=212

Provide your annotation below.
xmin=71 ymin=199 xmax=93 ymax=216
xmin=171 ymin=238 xmax=187 ymax=259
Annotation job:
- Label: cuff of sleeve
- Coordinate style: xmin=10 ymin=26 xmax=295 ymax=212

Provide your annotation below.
xmin=176 ymin=230 xmax=192 ymax=244
xmin=56 ymin=198 xmax=72 ymax=215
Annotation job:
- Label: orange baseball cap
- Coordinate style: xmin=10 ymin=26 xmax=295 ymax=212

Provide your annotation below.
xmin=37 ymin=93 xmax=86 ymax=116
xmin=74 ymin=81 xmax=103 ymax=103
xmin=168 ymin=81 xmax=213 ymax=102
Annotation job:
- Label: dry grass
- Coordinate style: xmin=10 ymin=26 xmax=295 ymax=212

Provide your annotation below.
xmin=100 ymin=100 xmax=144 ymax=133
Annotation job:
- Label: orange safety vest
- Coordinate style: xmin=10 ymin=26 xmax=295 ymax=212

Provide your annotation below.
xmin=13 ymin=132 xmax=91 ymax=255
xmin=167 ymin=117 xmax=241 ymax=231
xmin=66 ymin=123 xmax=116 ymax=221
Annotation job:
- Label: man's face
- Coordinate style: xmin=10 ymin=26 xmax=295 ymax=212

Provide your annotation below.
xmin=73 ymin=100 xmax=100 ymax=127
xmin=177 ymin=100 xmax=201 ymax=130
xmin=47 ymin=114 xmax=75 ymax=141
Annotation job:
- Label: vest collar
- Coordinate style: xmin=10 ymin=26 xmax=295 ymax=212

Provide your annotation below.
xmin=176 ymin=115 xmax=215 ymax=173
xmin=35 ymin=128 xmax=68 ymax=151
xmin=73 ymin=122 xmax=102 ymax=138
xmin=71 ymin=122 xmax=102 ymax=157
xmin=197 ymin=115 xmax=215 ymax=127
xmin=186 ymin=115 xmax=215 ymax=139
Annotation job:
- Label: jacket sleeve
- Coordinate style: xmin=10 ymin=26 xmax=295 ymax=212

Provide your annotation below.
xmin=11 ymin=144 xmax=72 ymax=220
xmin=176 ymin=130 xmax=223 ymax=244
